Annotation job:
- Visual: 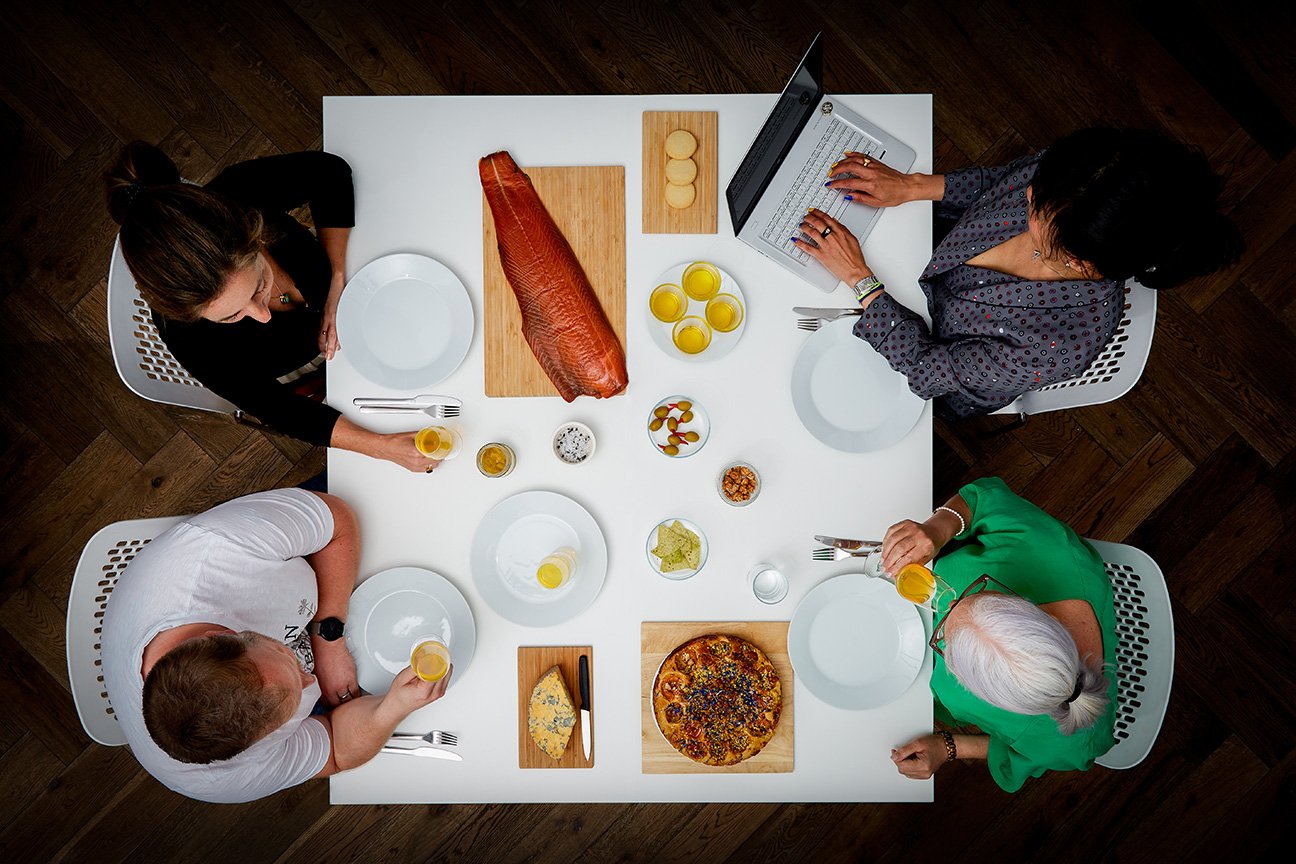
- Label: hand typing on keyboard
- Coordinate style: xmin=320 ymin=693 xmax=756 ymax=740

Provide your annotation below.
xmin=792 ymin=208 xmax=881 ymax=304
xmin=826 ymin=154 xmax=940 ymax=209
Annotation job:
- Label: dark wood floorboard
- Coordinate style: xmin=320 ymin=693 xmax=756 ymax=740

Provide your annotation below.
xmin=1 ymin=1 xmax=1293 ymax=861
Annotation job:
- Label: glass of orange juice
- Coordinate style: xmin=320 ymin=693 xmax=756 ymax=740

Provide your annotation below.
xmin=894 ymin=563 xmax=955 ymax=607
xmin=410 ymin=638 xmax=451 ymax=682
xmin=536 ymin=547 xmax=577 ymax=590
xmin=415 ymin=426 xmax=461 ymax=460
xmin=672 ymin=316 xmax=712 ymax=355
xmin=650 ymin=283 xmax=687 ymax=323
xmin=705 ymin=293 xmax=744 ymax=333
xmin=681 ymin=261 xmax=722 ymax=301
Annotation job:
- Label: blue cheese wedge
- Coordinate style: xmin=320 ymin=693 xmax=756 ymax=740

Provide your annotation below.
xmin=528 ymin=665 xmax=576 ymax=759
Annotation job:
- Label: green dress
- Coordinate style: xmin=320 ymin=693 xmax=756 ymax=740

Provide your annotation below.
xmin=930 ymin=477 xmax=1118 ymax=792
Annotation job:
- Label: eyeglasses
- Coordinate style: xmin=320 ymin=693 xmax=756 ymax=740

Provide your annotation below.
xmin=928 ymin=574 xmax=1018 ymax=658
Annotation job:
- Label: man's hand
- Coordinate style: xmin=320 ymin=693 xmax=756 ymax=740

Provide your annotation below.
xmin=384 ymin=664 xmax=453 ymax=716
xmin=891 ymin=734 xmax=950 ymax=780
xmin=313 ymin=637 xmax=360 ymax=706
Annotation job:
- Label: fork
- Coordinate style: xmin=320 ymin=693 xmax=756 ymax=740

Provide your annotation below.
xmin=812 ymin=546 xmax=879 ymax=561
xmin=797 ymin=318 xmax=826 ymax=332
xmin=390 ymin=730 xmax=458 ymax=746
xmin=358 ymin=404 xmax=460 ymax=418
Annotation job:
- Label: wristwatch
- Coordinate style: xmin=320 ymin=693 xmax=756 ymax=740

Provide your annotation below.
xmin=307 ymin=617 xmax=346 ymax=641
xmin=852 ymin=275 xmax=884 ymax=303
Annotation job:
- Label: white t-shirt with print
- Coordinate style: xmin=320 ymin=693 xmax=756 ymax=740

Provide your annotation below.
xmin=101 ymin=488 xmax=335 ymax=804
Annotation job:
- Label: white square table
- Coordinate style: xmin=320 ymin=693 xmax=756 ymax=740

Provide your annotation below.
xmin=323 ymin=93 xmax=934 ymax=803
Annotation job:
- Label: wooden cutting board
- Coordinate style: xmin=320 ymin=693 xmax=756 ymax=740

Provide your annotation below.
xmin=483 ymin=165 xmax=626 ymax=397
xmin=517 ymin=645 xmax=594 ymax=769
xmin=640 ymin=621 xmax=793 ymax=774
xmin=642 ymin=111 xmax=718 ymax=234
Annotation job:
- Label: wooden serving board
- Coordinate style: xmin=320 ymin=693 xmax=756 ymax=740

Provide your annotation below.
xmin=517 ymin=645 xmax=594 ymax=769
xmin=642 ymin=111 xmax=718 ymax=234
xmin=483 ymin=165 xmax=626 ymax=397
xmin=640 ymin=621 xmax=793 ymax=774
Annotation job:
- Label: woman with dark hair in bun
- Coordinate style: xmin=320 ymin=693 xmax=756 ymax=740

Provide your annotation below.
xmin=795 ymin=127 xmax=1244 ymax=418
xmin=105 ymin=143 xmax=439 ymax=473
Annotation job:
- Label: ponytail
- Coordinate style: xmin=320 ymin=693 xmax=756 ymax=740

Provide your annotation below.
xmin=1135 ymin=211 xmax=1245 ymax=290
xmin=1047 ymin=654 xmax=1112 ymax=736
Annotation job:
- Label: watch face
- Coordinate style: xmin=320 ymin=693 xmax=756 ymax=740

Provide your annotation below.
xmin=318 ymin=617 xmax=345 ymax=641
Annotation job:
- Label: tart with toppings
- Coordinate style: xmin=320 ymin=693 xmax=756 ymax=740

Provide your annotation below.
xmin=652 ymin=634 xmax=782 ymax=766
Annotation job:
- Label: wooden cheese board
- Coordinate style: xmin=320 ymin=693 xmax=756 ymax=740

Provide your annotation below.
xmin=483 ymin=165 xmax=626 ymax=397
xmin=517 ymin=645 xmax=594 ymax=769
xmin=642 ymin=111 xmax=718 ymax=234
xmin=640 ymin=621 xmax=793 ymax=774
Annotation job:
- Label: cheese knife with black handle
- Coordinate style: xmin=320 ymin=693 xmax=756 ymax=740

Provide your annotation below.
xmin=578 ymin=654 xmax=592 ymax=761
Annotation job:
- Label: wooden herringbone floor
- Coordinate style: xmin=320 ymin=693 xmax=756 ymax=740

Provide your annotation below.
xmin=2 ymin=1 xmax=1293 ymax=862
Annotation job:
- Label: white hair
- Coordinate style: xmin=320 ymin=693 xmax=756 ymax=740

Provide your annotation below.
xmin=944 ymin=593 xmax=1110 ymax=735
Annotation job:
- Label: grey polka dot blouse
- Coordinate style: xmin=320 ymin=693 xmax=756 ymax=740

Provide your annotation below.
xmin=853 ymin=151 xmax=1126 ymax=418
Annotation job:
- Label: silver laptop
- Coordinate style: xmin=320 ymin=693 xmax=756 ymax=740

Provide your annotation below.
xmin=727 ymin=33 xmax=917 ymax=292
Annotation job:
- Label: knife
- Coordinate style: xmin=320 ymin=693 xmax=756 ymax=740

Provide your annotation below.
xmin=815 ymin=534 xmax=884 ymax=551
xmin=380 ymin=744 xmax=463 ymax=761
xmin=352 ymin=395 xmax=463 ymax=407
xmin=578 ymin=654 xmax=592 ymax=761
xmin=792 ymin=307 xmax=863 ymax=320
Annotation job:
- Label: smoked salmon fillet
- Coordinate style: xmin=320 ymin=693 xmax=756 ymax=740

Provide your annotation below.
xmin=479 ymin=151 xmax=628 ymax=401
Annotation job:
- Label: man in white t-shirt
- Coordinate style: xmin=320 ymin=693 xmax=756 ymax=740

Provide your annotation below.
xmin=100 ymin=488 xmax=452 ymax=804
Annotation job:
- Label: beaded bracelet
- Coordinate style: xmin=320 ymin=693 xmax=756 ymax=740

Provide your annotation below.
xmin=938 ymin=729 xmax=957 ymax=763
xmin=934 ymin=505 xmax=966 ymax=537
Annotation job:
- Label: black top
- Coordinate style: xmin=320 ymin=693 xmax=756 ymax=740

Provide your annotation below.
xmin=154 ymin=152 xmax=356 ymax=445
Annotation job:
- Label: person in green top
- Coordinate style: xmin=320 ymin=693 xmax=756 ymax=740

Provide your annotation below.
xmin=882 ymin=477 xmax=1118 ymax=792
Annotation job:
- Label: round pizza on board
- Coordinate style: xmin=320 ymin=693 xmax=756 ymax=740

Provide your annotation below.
xmin=652 ymin=634 xmax=782 ymax=766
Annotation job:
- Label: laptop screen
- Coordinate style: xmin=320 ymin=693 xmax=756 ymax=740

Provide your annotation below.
xmin=726 ymin=34 xmax=825 ymax=233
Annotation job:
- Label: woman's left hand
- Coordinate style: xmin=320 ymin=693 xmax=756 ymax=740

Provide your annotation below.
xmin=891 ymin=735 xmax=950 ymax=780
xmin=881 ymin=518 xmax=944 ymax=575
xmin=794 ymin=209 xmax=874 ymax=287
xmin=319 ymin=302 xmax=341 ymax=360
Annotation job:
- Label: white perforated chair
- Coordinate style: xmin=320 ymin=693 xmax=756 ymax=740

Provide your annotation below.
xmin=994 ymin=280 xmax=1157 ymax=419
xmin=66 ymin=516 xmax=185 ymax=746
xmin=1085 ymin=538 xmax=1174 ymax=769
xmin=106 ymin=235 xmax=238 ymax=414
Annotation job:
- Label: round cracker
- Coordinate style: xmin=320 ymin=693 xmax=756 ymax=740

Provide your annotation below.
xmin=664 ymin=129 xmax=698 ymax=160
xmin=665 ymin=157 xmax=698 ymax=185
xmin=665 ymin=182 xmax=696 ymax=209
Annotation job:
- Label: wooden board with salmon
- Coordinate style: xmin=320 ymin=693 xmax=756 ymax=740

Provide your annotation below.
xmin=480 ymin=151 xmax=628 ymax=400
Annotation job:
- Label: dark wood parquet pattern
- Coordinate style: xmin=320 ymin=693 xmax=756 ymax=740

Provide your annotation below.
xmin=1 ymin=1 xmax=1293 ymax=861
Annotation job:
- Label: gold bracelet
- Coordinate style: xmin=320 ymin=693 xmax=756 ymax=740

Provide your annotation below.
xmin=938 ymin=729 xmax=957 ymax=763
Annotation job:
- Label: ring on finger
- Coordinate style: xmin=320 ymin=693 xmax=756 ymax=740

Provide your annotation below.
xmin=862 ymin=156 xmax=873 ymax=167
xmin=425 ymin=466 xmax=436 ymax=474
xmin=820 ymin=226 xmax=832 ymax=238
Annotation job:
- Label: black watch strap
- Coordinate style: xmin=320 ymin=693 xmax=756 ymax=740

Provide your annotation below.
xmin=308 ymin=616 xmax=345 ymax=641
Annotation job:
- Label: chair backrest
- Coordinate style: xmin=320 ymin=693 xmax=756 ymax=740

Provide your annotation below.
xmin=106 ymin=235 xmax=238 ymax=414
xmin=66 ymin=515 xmax=186 ymax=746
xmin=1085 ymin=538 xmax=1175 ymax=769
xmin=995 ymin=280 xmax=1157 ymax=417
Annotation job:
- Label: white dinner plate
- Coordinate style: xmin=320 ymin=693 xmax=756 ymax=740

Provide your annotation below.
xmin=345 ymin=566 xmax=476 ymax=695
xmin=470 ymin=490 xmax=609 ymax=627
xmin=336 ymin=253 xmax=474 ymax=389
xmin=788 ymin=572 xmax=927 ymax=710
xmin=645 ymin=262 xmax=747 ymax=362
xmin=790 ymin=317 xmax=926 ymax=452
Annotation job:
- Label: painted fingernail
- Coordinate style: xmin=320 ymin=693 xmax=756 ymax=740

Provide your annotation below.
xmin=830 ymin=160 xmax=840 ymax=169
xmin=790 ymin=237 xmax=799 ymax=242
xmin=844 ymin=195 xmax=854 ymax=201
xmin=823 ymin=180 xmax=832 ymax=187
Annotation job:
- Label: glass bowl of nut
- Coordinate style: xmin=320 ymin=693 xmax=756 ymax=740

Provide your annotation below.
xmin=718 ymin=461 xmax=761 ymax=507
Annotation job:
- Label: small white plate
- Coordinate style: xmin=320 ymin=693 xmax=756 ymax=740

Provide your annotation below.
xmin=336 ymin=253 xmax=474 ymax=389
xmin=646 ymin=395 xmax=710 ymax=458
xmin=345 ymin=566 xmax=476 ymax=695
xmin=790 ymin=318 xmax=926 ymax=452
xmin=470 ymin=490 xmax=608 ymax=627
xmin=788 ymin=572 xmax=927 ymax=710
xmin=645 ymin=518 xmax=708 ymax=580
xmin=645 ymin=262 xmax=746 ymax=362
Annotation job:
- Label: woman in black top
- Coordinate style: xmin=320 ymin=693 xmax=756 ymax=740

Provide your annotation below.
xmin=105 ymin=142 xmax=438 ymax=472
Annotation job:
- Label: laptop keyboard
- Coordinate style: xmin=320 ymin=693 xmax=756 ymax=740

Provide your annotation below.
xmin=760 ymin=119 xmax=882 ymax=263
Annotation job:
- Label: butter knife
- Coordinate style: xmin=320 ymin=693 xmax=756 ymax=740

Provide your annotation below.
xmin=353 ymin=395 xmax=463 ymax=408
xmin=381 ymin=744 xmax=463 ymax=761
xmin=814 ymin=534 xmax=883 ymax=551
xmin=792 ymin=307 xmax=863 ymax=320
xmin=578 ymin=654 xmax=592 ymax=761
